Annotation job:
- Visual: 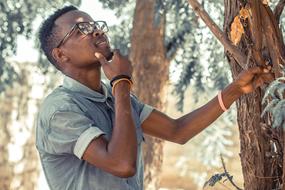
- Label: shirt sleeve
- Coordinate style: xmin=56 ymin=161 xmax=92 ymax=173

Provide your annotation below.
xmin=130 ymin=95 xmax=154 ymax=123
xmin=45 ymin=111 xmax=105 ymax=159
xmin=105 ymin=82 xmax=154 ymax=123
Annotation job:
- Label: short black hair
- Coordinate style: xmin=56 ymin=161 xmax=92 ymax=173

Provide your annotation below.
xmin=39 ymin=5 xmax=78 ymax=69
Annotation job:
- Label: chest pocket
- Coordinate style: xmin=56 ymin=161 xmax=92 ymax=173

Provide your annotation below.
xmin=62 ymin=88 xmax=144 ymax=144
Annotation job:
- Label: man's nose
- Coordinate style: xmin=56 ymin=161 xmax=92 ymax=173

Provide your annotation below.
xmin=93 ymin=30 xmax=104 ymax=37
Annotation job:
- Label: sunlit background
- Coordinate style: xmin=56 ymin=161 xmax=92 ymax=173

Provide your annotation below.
xmin=1 ymin=0 xmax=249 ymax=189
xmin=11 ymin=0 xmax=117 ymax=63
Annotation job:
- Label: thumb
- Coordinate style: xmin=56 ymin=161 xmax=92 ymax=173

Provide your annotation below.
xmin=94 ymin=52 xmax=107 ymax=65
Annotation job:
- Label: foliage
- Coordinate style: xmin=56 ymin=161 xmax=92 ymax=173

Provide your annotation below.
xmin=107 ymin=1 xmax=135 ymax=56
xmin=203 ymin=156 xmax=242 ymax=190
xmin=262 ymin=69 xmax=285 ymax=129
xmin=203 ymin=173 xmax=227 ymax=188
xmin=97 ymin=0 xmax=131 ymax=15
xmin=0 ymin=0 xmax=81 ymax=93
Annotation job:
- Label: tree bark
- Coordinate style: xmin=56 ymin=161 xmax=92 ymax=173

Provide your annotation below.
xmin=223 ymin=1 xmax=284 ymax=189
xmin=130 ymin=0 xmax=170 ymax=189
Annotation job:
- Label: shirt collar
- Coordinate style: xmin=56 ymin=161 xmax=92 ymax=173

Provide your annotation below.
xmin=62 ymin=75 xmax=112 ymax=102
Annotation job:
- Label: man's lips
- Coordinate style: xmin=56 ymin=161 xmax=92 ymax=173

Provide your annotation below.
xmin=96 ymin=41 xmax=106 ymax=45
xmin=95 ymin=39 xmax=109 ymax=46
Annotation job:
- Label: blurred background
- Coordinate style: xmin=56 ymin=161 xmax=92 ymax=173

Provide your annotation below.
xmin=3 ymin=0 xmax=283 ymax=189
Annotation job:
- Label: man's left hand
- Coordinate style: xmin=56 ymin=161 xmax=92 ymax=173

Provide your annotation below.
xmin=233 ymin=66 xmax=274 ymax=94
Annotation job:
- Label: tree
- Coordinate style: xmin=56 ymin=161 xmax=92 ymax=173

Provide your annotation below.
xmin=187 ymin=0 xmax=285 ymax=189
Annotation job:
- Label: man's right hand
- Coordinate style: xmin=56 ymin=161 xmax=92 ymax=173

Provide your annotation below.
xmin=94 ymin=50 xmax=132 ymax=80
xmin=84 ymin=50 xmax=137 ymax=178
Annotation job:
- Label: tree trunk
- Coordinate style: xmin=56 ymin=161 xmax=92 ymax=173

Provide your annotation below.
xmin=130 ymin=0 xmax=170 ymax=189
xmin=0 ymin=90 xmax=14 ymax=189
xmin=223 ymin=1 xmax=284 ymax=189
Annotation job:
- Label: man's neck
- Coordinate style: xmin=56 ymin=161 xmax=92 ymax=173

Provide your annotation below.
xmin=66 ymin=68 xmax=103 ymax=94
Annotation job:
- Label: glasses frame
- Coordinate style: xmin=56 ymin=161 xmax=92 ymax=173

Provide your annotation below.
xmin=56 ymin=21 xmax=109 ymax=48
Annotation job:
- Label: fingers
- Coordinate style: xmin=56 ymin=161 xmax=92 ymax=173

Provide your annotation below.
xmin=265 ymin=65 xmax=272 ymax=71
xmin=261 ymin=72 xmax=275 ymax=84
xmin=112 ymin=49 xmax=122 ymax=59
xmin=113 ymin=49 xmax=121 ymax=56
xmin=252 ymin=73 xmax=274 ymax=89
xmin=252 ymin=77 xmax=264 ymax=89
xmin=94 ymin=52 xmax=108 ymax=65
xmin=248 ymin=66 xmax=270 ymax=75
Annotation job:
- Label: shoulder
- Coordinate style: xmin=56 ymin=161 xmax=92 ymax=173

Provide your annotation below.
xmin=38 ymin=86 xmax=83 ymax=123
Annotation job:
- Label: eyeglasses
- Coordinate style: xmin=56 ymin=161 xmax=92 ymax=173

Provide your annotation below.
xmin=56 ymin=21 xmax=109 ymax=48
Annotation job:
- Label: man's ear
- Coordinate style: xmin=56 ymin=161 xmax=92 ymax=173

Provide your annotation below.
xmin=52 ymin=48 xmax=69 ymax=64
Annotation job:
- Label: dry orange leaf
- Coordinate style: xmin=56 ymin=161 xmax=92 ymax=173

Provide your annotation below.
xmin=262 ymin=0 xmax=269 ymax=5
xmin=239 ymin=8 xmax=250 ymax=20
xmin=230 ymin=16 xmax=244 ymax=45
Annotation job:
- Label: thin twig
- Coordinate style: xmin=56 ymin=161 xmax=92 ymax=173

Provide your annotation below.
xmin=246 ymin=48 xmax=252 ymax=67
xmin=220 ymin=155 xmax=243 ymax=190
xmin=187 ymin=0 xmax=247 ymax=70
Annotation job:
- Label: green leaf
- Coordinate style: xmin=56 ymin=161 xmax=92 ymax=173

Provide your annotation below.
xmin=261 ymin=99 xmax=279 ymax=117
xmin=272 ymin=100 xmax=285 ymax=128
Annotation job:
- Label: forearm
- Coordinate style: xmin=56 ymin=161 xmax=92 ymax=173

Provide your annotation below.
xmin=142 ymin=66 xmax=271 ymax=144
xmin=107 ymin=82 xmax=137 ymax=165
xmin=175 ymin=82 xmax=242 ymax=143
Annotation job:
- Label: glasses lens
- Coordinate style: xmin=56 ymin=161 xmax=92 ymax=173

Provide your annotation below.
xmin=95 ymin=21 xmax=108 ymax=33
xmin=78 ymin=21 xmax=109 ymax=35
xmin=78 ymin=22 xmax=94 ymax=34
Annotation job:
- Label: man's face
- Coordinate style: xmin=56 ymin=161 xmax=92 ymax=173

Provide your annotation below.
xmin=54 ymin=10 xmax=112 ymax=69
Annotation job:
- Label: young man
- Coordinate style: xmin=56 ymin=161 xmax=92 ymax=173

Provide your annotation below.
xmin=36 ymin=5 xmax=272 ymax=190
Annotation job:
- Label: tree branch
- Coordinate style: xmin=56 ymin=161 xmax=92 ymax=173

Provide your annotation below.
xmin=248 ymin=0 xmax=266 ymax=66
xmin=261 ymin=4 xmax=285 ymax=77
xmin=274 ymin=0 xmax=285 ymax=23
xmin=187 ymin=0 xmax=247 ymax=70
xmin=220 ymin=155 xmax=243 ymax=190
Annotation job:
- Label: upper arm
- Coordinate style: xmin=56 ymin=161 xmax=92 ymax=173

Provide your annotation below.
xmin=38 ymin=110 xmax=104 ymax=156
xmin=141 ymin=109 xmax=180 ymax=143
xmin=41 ymin=110 xmax=134 ymax=177
xmin=82 ymin=135 xmax=109 ymax=166
xmin=82 ymin=135 xmax=135 ymax=177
